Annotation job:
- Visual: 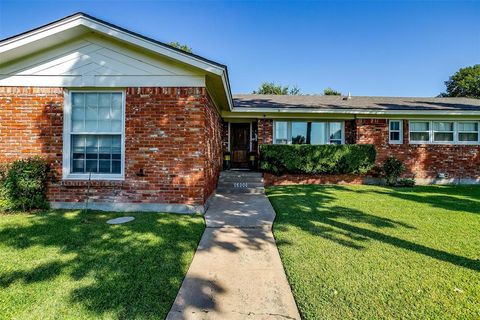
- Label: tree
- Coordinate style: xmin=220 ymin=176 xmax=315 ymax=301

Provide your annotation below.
xmin=253 ymin=82 xmax=300 ymax=95
xmin=169 ymin=42 xmax=192 ymax=53
xmin=323 ymin=87 xmax=342 ymax=96
xmin=442 ymin=64 xmax=480 ymax=98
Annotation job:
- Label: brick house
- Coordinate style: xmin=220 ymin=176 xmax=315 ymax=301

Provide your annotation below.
xmin=1 ymin=13 xmax=479 ymax=213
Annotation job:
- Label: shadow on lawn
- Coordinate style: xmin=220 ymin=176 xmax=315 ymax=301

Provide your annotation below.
xmin=0 ymin=210 xmax=208 ymax=319
xmin=269 ymin=185 xmax=480 ymax=272
xmin=370 ymin=186 xmax=480 ymax=215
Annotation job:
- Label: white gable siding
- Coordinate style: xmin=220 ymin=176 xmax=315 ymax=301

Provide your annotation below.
xmin=0 ymin=35 xmax=205 ymax=87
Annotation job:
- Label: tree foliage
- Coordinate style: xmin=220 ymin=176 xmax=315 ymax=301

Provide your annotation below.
xmin=442 ymin=64 xmax=480 ymax=98
xmin=323 ymin=87 xmax=342 ymax=96
xmin=253 ymin=82 xmax=300 ymax=95
xmin=169 ymin=42 xmax=193 ymax=53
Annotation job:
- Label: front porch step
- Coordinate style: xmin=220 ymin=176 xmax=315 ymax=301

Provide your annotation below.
xmin=216 ymin=187 xmax=265 ymax=194
xmin=219 ymin=171 xmax=263 ymax=179
xmin=217 ymin=170 xmax=265 ymax=194
xmin=217 ymin=182 xmax=265 ymax=189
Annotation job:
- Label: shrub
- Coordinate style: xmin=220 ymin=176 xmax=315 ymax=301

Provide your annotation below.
xmin=2 ymin=157 xmax=50 ymax=211
xmin=396 ymin=178 xmax=416 ymax=187
xmin=382 ymin=157 xmax=405 ymax=186
xmin=260 ymin=144 xmax=376 ymax=176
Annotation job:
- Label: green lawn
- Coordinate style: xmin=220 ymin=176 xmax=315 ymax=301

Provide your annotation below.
xmin=0 ymin=210 xmax=204 ymax=320
xmin=267 ymin=185 xmax=480 ymax=319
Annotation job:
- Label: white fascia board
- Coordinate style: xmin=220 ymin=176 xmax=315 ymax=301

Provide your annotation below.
xmin=0 ymin=16 xmax=83 ymax=53
xmin=229 ymin=107 xmax=480 ymax=116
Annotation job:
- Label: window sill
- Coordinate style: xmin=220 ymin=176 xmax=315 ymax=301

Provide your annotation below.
xmin=60 ymin=179 xmax=125 ymax=187
xmin=62 ymin=174 xmax=125 ymax=181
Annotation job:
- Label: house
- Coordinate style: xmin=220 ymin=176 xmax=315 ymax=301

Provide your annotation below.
xmin=1 ymin=13 xmax=479 ymax=213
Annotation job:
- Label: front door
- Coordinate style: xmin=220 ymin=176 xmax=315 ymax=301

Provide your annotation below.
xmin=231 ymin=123 xmax=250 ymax=168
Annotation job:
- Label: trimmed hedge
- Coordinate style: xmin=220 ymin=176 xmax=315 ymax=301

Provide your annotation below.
xmin=260 ymin=144 xmax=376 ymax=176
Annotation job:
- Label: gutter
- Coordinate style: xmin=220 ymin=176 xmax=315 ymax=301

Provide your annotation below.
xmin=228 ymin=107 xmax=480 ymax=116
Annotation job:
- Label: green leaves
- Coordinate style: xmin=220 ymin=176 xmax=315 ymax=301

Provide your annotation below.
xmin=168 ymin=42 xmax=193 ymax=53
xmin=382 ymin=157 xmax=406 ymax=186
xmin=260 ymin=144 xmax=376 ymax=175
xmin=1 ymin=157 xmax=50 ymax=211
xmin=323 ymin=87 xmax=342 ymax=96
xmin=253 ymin=82 xmax=301 ymax=95
xmin=443 ymin=64 xmax=480 ymax=98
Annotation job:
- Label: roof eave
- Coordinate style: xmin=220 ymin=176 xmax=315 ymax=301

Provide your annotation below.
xmin=228 ymin=107 xmax=480 ymax=116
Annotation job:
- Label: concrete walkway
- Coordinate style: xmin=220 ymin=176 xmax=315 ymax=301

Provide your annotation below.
xmin=167 ymin=193 xmax=301 ymax=319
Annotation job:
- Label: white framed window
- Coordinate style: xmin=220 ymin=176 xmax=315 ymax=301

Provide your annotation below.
xmin=409 ymin=120 xmax=480 ymax=145
xmin=328 ymin=122 xmax=343 ymax=145
xmin=273 ymin=121 xmax=344 ymax=145
xmin=389 ymin=120 xmax=403 ymax=144
xmin=409 ymin=121 xmax=431 ymax=143
xmin=274 ymin=121 xmax=288 ymax=144
xmin=458 ymin=122 xmax=479 ymax=144
xmin=63 ymin=91 xmax=125 ymax=180
xmin=433 ymin=121 xmax=454 ymax=143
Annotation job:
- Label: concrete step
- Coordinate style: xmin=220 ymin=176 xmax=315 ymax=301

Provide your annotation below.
xmin=216 ymin=187 xmax=265 ymax=194
xmin=217 ymin=182 xmax=265 ymax=189
xmin=219 ymin=176 xmax=263 ymax=183
xmin=219 ymin=171 xmax=263 ymax=179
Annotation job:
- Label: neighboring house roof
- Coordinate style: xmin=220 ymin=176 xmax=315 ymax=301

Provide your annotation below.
xmin=231 ymin=94 xmax=480 ymax=115
xmin=0 ymin=12 xmax=233 ymax=110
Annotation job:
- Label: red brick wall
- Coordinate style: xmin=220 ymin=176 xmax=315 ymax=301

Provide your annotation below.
xmin=202 ymin=93 xmax=222 ymax=202
xmin=257 ymin=119 xmax=273 ymax=148
xmin=0 ymin=87 xmax=222 ymax=207
xmin=356 ymin=118 xmax=480 ymax=180
xmin=0 ymin=87 xmax=64 ymax=174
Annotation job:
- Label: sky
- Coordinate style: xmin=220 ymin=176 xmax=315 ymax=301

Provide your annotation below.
xmin=0 ymin=0 xmax=479 ymax=97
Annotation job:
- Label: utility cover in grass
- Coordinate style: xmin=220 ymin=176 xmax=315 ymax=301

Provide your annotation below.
xmin=107 ymin=216 xmax=135 ymax=224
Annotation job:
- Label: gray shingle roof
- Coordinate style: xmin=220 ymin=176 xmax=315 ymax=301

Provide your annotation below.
xmin=233 ymin=95 xmax=480 ymax=111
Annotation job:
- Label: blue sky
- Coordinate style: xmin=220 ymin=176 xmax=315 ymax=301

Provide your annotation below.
xmin=0 ymin=0 xmax=479 ymax=96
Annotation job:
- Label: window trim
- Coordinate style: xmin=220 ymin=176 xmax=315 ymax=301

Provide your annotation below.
xmin=273 ymin=120 xmax=345 ymax=145
xmin=62 ymin=90 xmax=126 ymax=180
xmin=388 ymin=120 xmax=403 ymax=144
xmin=408 ymin=120 xmax=480 ymax=145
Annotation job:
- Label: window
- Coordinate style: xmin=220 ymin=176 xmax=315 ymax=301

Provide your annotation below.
xmin=273 ymin=121 xmax=344 ymax=145
xmin=409 ymin=121 xmax=430 ymax=143
xmin=291 ymin=122 xmax=308 ymax=144
xmin=409 ymin=120 xmax=480 ymax=145
xmin=310 ymin=122 xmax=327 ymax=144
xmin=63 ymin=91 xmax=125 ymax=180
xmin=389 ymin=120 xmax=403 ymax=144
xmin=458 ymin=122 xmax=479 ymax=143
xmin=328 ymin=122 xmax=343 ymax=144
xmin=274 ymin=121 xmax=288 ymax=144
xmin=433 ymin=121 xmax=454 ymax=142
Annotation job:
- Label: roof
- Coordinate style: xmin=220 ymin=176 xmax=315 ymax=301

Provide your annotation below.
xmin=233 ymin=95 xmax=480 ymax=112
xmin=0 ymin=12 xmax=227 ymax=70
xmin=0 ymin=12 xmax=233 ymax=110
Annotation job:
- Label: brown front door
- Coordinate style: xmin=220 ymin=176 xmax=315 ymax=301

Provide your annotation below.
xmin=231 ymin=123 xmax=250 ymax=168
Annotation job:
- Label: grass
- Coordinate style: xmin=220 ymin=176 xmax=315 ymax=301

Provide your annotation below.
xmin=267 ymin=185 xmax=480 ymax=319
xmin=0 ymin=210 xmax=205 ymax=320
